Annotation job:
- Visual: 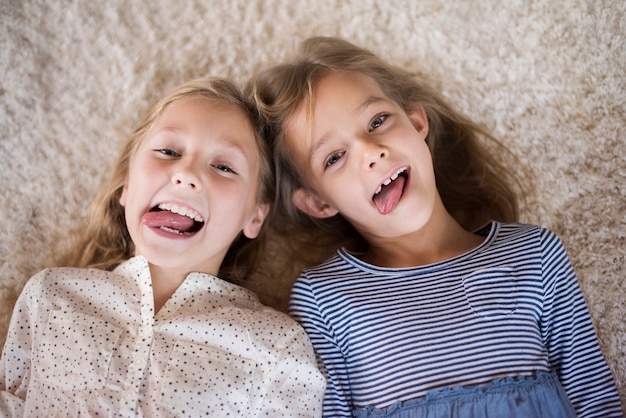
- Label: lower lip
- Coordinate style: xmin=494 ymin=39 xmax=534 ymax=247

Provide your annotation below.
xmin=148 ymin=226 xmax=198 ymax=239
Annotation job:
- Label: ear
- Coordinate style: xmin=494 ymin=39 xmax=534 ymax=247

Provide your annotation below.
xmin=242 ymin=202 xmax=270 ymax=239
xmin=292 ymin=188 xmax=339 ymax=219
xmin=408 ymin=106 xmax=429 ymax=138
xmin=119 ymin=183 xmax=128 ymax=207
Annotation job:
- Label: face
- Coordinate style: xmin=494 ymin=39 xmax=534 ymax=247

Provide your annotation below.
xmin=285 ymin=71 xmax=440 ymax=241
xmin=120 ymin=97 xmax=268 ymax=276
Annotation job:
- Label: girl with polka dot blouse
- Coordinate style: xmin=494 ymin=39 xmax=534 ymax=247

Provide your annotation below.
xmin=0 ymin=78 xmax=325 ymax=417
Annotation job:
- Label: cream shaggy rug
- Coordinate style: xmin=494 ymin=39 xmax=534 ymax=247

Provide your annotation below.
xmin=1 ymin=0 xmax=624 ymax=410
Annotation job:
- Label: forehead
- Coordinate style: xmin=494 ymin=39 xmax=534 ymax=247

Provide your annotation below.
xmin=288 ymin=70 xmax=387 ymax=126
xmin=148 ymin=96 xmax=258 ymax=148
xmin=155 ymin=96 xmax=251 ymax=133
xmin=315 ymin=70 xmax=384 ymax=99
xmin=284 ymin=71 xmax=387 ymax=155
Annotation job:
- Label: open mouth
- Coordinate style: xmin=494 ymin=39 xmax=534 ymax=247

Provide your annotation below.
xmin=143 ymin=202 xmax=205 ymax=235
xmin=372 ymin=167 xmax=408 ymax=215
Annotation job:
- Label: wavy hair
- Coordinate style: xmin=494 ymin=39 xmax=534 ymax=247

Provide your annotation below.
xmin=250 ymin=36 xmax=529 ymax=248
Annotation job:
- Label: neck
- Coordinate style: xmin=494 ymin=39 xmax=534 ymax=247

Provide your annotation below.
xmin=361 ymin=215 xmax=484 ymax=268
xmin=148 ymin=264 xmax=189 ymax=314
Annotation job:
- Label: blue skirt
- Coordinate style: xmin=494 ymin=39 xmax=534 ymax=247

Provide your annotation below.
xmin=353 ymin=371 xmax=576 ymax=418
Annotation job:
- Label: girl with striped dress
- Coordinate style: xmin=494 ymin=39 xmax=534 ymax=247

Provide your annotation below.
xmin=250 ymin=36 xmax=623 ymax=417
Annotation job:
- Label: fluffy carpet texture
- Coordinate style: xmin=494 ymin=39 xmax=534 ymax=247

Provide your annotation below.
xmin=1 ymin=0 xmax=624 ymax=409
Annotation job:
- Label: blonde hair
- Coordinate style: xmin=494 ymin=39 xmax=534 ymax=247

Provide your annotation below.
xmin=251 ymin=36 xmax=528 ymax=247
xmin=59 ymin=77 xmax=274 ymax=284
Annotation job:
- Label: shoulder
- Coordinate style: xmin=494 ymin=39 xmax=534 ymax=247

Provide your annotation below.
xmin=13 ymin=266 xmax=124 ymax=322
xmin=296 ymin=249 xmax=364 ymax=285
xmin=19 ymin=265 xmax=139 ymax=309
xmin=235 ymin=306 xmax=320 ymax=371
xmin=489 ymin=222 xmax=569 ymax=266
xmin=492 ymin=221 xmax=540 ymax=237
xmin=24 ymin=266 xmax=115 ymax=289
xmin=290 ymin=251 xmax=352 ymax=302
xmin=491 ymin=222 xmax=561 ymax=246
xmin=240 ymin=304 xmax=311 ymax=348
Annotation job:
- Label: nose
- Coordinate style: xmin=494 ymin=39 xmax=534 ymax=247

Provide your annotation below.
xmin=172 ymin=162 xmax=202 ymax=191
xmin=360 ymin=140 xmax=388 ymax=169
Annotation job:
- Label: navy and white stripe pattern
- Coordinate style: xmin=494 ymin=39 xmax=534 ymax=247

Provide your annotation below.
xmin=290 ymin=222 xmax=623 ymax=417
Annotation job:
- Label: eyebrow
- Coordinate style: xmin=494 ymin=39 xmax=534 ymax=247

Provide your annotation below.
xmin=357 ymin=96 xmax=387 ymax=116
xmin=150 ymin=127 xmax=252 ymax=159
xmin=308 ymin=134 xmax=330 ymax=165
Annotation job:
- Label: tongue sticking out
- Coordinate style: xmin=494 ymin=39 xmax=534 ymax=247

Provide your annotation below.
xmin=142 ymin=211 xmax=197 ymax=234
xmin=373 ymin=176 xmax=406 ymax=215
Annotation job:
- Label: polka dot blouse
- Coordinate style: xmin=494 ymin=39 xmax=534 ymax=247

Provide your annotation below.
xmin=0 ymin=256 xmax=326 ymax=417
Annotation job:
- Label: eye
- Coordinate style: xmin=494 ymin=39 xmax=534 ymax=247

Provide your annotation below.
xmin=369 ymin=114 xmax=388 ymax=132
xmin=157 ymin=148 xmax=180 ymax=157
xmin=324 ymin=151 xmax=345 ymax=169
xmin=213 ymin=163 xmax=237 ymax=174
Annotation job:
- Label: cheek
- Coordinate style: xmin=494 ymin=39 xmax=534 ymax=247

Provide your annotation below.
xmin=119 ymin=166 xmax=152 ymax=214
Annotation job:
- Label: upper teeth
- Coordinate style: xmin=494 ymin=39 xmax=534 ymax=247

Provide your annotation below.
xmin=158 ymin=203 xmax=204 ymax=223
xmin=374 ymin=168 xmax=407 ymax=195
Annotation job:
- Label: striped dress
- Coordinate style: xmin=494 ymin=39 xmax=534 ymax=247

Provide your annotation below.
xmin=289 ymin=222 xmax=623 ymax=417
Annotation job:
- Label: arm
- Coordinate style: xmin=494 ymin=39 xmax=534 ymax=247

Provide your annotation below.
xmin=0 ymin=272 xmax=45 ymax=417
xmin=539 ymin=229 xmax=623 ymax=417
xmin=258 ymin=324 xmax=326 ymax=417
xmin=289 ymin=277 xmax=353 ymax=418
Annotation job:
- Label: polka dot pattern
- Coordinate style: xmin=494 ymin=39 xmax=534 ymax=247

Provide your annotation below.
xmin=1 ymin=256 xmax=326 ymax=417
